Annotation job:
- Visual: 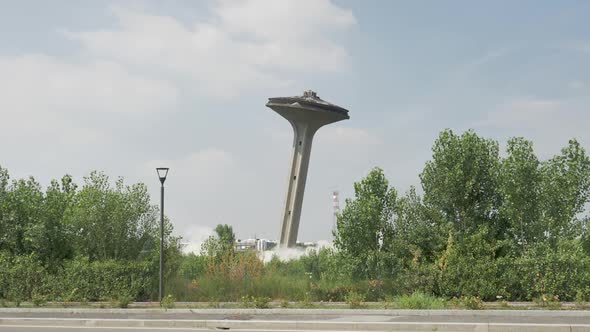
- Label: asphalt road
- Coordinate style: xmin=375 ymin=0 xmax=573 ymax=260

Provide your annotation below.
xmin=1 ymin=328 xmax=297 ymax=332
xmin=2 ymin=309 xmax=590 ymax=331
xmin=1 ymin=310 xmax=590 ymax=324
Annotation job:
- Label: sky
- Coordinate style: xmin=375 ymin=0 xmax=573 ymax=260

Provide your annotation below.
xmin=1 ymin=0 xmax=589 ymax=252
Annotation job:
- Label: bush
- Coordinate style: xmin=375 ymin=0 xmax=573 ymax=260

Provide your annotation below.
xmin=515 ymin=241 xmax=590 ymax=301
xmin=395 ymin=292 xmax=445 ymax=309
xmin=56 ymin=258 xmax=153 ymax=302
xmin=437 ymin=230 xmax=500 ymax=300
xmin=6 ymin=254 xmax=47 ymax=306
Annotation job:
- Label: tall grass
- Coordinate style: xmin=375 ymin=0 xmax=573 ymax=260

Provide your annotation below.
xmin=395 ymin=291 xmax=446 ymax=309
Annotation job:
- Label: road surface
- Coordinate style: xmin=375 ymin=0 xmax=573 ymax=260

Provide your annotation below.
xmin=1 ymin=308 xmax=589 ymax=331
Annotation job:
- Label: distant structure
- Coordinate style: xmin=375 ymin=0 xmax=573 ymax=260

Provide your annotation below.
xmin=332 ymin=190 xmax=340 ymax=234
xmin=234 ymin=238 xmax=277 ymax=253
xmin=266 ymin=90 xmax=350 ymax=247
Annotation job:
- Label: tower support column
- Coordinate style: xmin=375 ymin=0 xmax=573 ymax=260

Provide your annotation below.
xmin=280 ymin=121 xmax=318 ymax=247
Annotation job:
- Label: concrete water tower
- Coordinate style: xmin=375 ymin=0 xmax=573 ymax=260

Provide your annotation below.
xmin=266 ymin=90 xmax=350 ymax=247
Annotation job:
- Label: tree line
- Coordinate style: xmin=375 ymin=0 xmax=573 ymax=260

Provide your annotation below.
xmin=1 ymin=128 xmax=590 ymax=305
xmin=0 ymin=170 xmax=181 ymax=304
xmin=334 ymin=129 xmax=590 ymax=301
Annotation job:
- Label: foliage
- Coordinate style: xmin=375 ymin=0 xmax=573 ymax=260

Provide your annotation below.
xmin=333 ymin=167 xmax=397 ymax=280
xmin=420 ymin=129 xmax=501 ymax=237
xmin=0 ymin=167 xmax=181 ymax=304
xmin=67 ymin=172 xmax=161 ymax=261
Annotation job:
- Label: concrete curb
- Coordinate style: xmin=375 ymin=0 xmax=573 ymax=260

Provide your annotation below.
xmin=1 ymin=317 xmax=590 ymax=331
xmin=2 ymin=307 xmax=590 ymax=317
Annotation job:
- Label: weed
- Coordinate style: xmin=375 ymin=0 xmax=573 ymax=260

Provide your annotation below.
xmin=208 ymin=301 xmax=220 ymax=308
xmin=460 ymin=296 xmax=483 ymax=310
xmin=395 ymin=292 xmax=445 ymax=310
xmin=534 ymin=294 xmax=561 ymax=309
xmin=160 ymin=294 xmax=176 ymax=309
xmin=345 ymin=290 xmax=366 ymax=309
xmin=575 ymin=290 xmax=587 ymax=309
xmin=382 ymin=295 xmax=396 ymax=309
xmin=31 ymin=293 xmax=46 ymax=307
xmin=254 ymin=296 xmax=271 ymax=309
xmin=116 ymin=294 xmax=133 ymax=308
xmin=299 ymin=292 xmax=314 ymax=308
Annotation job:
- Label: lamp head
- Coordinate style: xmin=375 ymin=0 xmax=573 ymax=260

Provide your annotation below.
xmin=156 ymin=167 xmax=169 ymax=184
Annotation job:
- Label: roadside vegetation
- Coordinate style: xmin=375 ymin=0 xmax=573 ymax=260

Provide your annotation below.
xmin=1 ymin=129 xmax=590 ymax=308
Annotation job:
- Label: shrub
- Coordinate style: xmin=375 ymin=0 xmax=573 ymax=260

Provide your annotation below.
xmin=57 ymin=258 xmax=153 ymax=302
xmin=6 ymin=254 xmax=47 ymax=306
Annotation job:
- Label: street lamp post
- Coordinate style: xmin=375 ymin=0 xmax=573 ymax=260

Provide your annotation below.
xmin=156 ymin=167 xmax=169 ymax=302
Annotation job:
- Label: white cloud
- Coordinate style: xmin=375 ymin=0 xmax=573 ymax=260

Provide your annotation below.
xmin=0 ymin=54 xmax=177 ymax=115
xmin=0 ymin=54 xmax=178 ymax=145
xmin=65 ymin=0 xmax=355 ymax=98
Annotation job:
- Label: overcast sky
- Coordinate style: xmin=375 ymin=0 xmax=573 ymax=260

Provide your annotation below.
xmin=1 ymin=0 xmax=589 ymax=251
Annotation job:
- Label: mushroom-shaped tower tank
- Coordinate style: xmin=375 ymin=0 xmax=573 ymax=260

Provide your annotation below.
xmin=266 ymin=90 xmax=350 ymax=247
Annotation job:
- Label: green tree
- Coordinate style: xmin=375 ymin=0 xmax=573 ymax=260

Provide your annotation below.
xmin=391 ymin=187 xmax=447 ymax=268
xmin=201 ymin=224 xmax=236 ymax=259
xmin=28 ymin=175 xmax=77 ymax=268
xmin=0 ymin=166 xmax=10 ymax=253
xmin=215 ymin=224 xmax=236 ymax=253
xmin=539 ymin=139 xmax=590 ymax=243
xmin=420 ymin=129 xmax=501 ymax=237
xmin=499 ymin=137 xmax=542 ymax=251
xmin=0 ymin=176 xmax=44 ymax=256
xmin=66 ymin=172 xmax=160 ymax=261
xmin=333 ymin=167 xmax=397 ymax=279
